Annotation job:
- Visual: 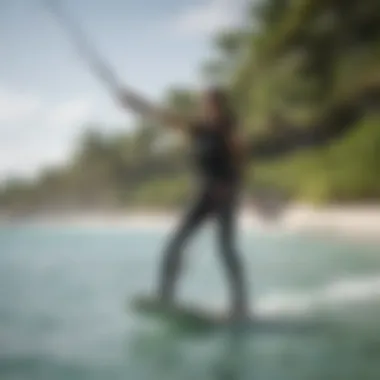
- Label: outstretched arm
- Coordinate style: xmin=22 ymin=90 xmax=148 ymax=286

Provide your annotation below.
xmin=118 ymin=87 xmax=190 ymax=131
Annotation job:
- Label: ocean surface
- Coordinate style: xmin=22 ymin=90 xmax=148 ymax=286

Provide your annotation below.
xmin=1 ymin=223 xmax=380 ymax=380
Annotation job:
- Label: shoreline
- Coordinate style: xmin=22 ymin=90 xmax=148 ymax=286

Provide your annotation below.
xmin=1 ymin=204 xmax=380 ymax=243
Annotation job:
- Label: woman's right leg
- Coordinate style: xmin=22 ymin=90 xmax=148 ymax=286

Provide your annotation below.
xmin=158 ymin=190 xmax=212 ymax=303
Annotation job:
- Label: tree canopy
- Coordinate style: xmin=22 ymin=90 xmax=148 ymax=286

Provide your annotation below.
xmin=1 ymin=0 xmax=379 ymax=216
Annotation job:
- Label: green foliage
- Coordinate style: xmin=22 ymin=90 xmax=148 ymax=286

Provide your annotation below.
xmin=251 ymin=115 xmax=380 ymax=204
xmin=130 ymin=177 xmax=190 ymax=210
xmin=0 ymin=0 xmax=379 ymax=215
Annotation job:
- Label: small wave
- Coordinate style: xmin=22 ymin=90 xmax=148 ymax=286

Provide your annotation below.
xmin=256 ymin=275 xmax=380 ymax=317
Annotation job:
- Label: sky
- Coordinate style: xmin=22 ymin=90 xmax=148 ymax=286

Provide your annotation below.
xmin=0 ymin=0 xmax=248 ymax=182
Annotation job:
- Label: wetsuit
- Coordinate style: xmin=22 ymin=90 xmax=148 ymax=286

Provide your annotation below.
xmin=158 ymin=120 xmax=247 ymax=313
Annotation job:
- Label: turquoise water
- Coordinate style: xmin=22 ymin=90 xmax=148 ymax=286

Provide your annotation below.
xmin=1 ymin=224 xmax=380 ymax=380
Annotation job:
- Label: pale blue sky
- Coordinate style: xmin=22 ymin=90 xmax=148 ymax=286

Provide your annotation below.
xmin=0 ymin=0 xmax=247 ymax=181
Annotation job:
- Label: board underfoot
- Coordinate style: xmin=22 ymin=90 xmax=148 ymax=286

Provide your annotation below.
xmin=130 ymin=295 xmax=325 ymax=334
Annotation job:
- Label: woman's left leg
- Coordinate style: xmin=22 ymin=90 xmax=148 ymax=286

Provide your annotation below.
xmin=215 ymin=185 xmax=248 ymax=317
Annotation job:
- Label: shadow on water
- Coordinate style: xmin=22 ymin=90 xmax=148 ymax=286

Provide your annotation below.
xmin=126 ymin=313 xmax=380 ymax=380
xmin=126 ymin=324 xmax=339 ymax=380
xmin=128 ymin=328 xmax=253 ymax=380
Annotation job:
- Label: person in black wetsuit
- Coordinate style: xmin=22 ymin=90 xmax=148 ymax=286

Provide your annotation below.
xmin=119 ymin=81 xmax=374 ymax=320
xmin=160 ymin=89 xmax=247 ymax=317
xmin=120 ymin=86 xmax=248 ymax=319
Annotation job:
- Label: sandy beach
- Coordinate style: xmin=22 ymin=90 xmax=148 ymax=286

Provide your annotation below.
xmin=269 ymin=204 xmax=380 ymax=243
xmin=2 ymin=204 xmax=380 ymax=243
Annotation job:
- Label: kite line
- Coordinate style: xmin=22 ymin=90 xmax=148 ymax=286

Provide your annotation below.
xmin=42 ymin=0 xmax=122 ymax=97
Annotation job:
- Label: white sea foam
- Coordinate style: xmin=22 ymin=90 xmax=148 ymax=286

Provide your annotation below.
xmin=255 ymin=275 xmax=380 ymax=317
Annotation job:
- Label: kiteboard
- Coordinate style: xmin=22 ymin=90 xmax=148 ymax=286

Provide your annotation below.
xmin=130 ymin=295 xmax=325 ymax=334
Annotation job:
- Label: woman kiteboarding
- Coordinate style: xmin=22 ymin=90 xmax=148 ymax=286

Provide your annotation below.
xmin=44 ymin=0 xmax=377 ymax=322
xmin=119 ymin=86 xmax=249 ymax=320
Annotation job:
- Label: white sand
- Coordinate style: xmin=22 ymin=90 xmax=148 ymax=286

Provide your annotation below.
xmin=278 ymin=204 xmax=380 ymax=241
xmin=1 ymin=204 xmax=380 ymax=243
